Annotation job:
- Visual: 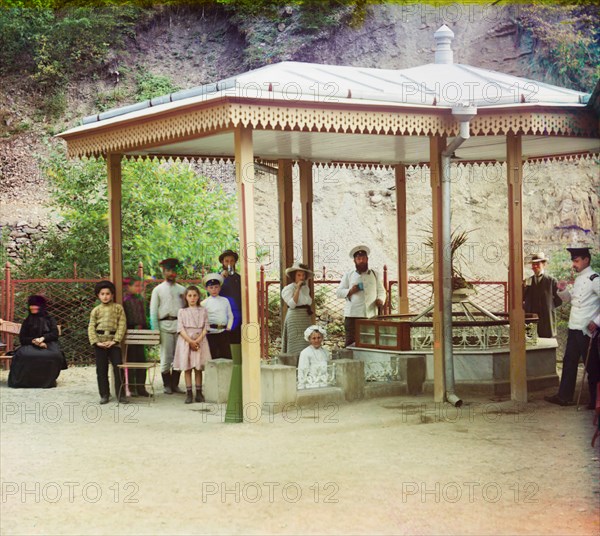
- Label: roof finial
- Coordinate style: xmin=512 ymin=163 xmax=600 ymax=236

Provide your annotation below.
xmin=434 ymin=24 xmax=454 ymax=64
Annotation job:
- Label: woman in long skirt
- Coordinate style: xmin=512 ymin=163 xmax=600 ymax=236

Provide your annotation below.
xmin=281 ymin=263 xmax=314 ymax=355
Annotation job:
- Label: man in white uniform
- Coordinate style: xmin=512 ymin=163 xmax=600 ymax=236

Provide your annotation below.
xmin=336 ymin=245 xmax=386 ymax=347
xmin=545 ymin=247 xmax=600 ymax=407
xmin=150 ymin=258 xmax=186 ymax=394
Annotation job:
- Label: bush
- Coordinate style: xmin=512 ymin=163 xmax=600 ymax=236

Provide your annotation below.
xmin=18 ymin=146 xmax=239 ymax=279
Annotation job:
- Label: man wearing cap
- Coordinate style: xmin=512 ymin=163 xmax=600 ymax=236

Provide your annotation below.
xmin=545 ymin=247 xmax=600 ymax=407
xmin=219 ymin=250 xmax=242 ymax=348
xmin=150 ymin=258 xmax=186 ymax=394
xmin=336 ymin=245 xmax=386 ymax=347
xmin=523 ymin=252 xmax=562 ymax=338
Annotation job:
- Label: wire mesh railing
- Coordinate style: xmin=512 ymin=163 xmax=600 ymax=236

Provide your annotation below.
xmin=1 ymin=263 xmax=509 ymax=363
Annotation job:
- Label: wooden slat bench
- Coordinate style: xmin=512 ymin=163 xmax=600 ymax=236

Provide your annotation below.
xmin=118 ymin=329 xmax=161 ymax=402
xmin=0 ymin=320 xmax=63 ymax=370
xmin=0 ymin=320 xmax=21 ymax=370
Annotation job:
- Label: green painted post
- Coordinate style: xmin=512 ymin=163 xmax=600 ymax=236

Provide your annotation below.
xmin=225 ymin=344 xmax=243 ymax=422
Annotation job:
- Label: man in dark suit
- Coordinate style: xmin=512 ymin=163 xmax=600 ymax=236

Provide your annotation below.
xmin=523 ymin=252 xmax=562 ymax=338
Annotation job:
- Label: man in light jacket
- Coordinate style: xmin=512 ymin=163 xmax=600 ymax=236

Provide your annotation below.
xmin=336 ymin=245 xmax=386 ymax=347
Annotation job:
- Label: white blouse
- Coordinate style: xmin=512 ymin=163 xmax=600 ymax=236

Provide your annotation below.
xmin=281 ymin=282 xmax=312 ymax=309
xmin=297 ymin=345 xmax=330 ymax=390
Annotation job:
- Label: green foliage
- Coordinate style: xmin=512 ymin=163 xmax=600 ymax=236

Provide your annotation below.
xmin=518 ymin=3 xmax=600 ymax=90
xmin=135 ymin=70 xmax=180 ymax=101
xmin=18 ymin=147 xmax=239 ymax=279
xmin=0 ymin=5 xmax=143 ymax=89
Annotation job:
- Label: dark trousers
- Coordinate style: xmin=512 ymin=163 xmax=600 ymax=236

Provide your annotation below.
xmin=344 ymin=317 xmax=365 ymax=347
xmin=95 ymin=345 xmax=123 ymax=397
xmin=558 ymin=329 xmax=592 ymax=402
xmin=207 ymin=331 xmax=232 ymax=359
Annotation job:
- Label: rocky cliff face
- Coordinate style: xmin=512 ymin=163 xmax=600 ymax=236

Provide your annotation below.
xmin=0 ymin=4 xmax=597 ymax=278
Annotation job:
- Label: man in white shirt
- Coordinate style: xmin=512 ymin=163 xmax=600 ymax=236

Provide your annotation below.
xmin=545 ymin=247 xmax=600 ymax=407
xmin=336 ymin=245 xmax=386 ymax=347
xmin=150 ymin=258 xmax=186 ymax=394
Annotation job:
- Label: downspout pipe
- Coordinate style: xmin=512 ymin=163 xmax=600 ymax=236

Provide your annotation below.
xmin=440 ymin=104 xmax=477 ymax=407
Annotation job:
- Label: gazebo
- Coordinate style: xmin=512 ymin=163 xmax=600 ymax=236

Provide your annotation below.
xmin=57 ymin=26 xmax=599 ymax=416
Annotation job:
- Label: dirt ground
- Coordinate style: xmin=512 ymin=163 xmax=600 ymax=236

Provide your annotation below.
xmin=1 ymin=365 xmax=598 ymax=536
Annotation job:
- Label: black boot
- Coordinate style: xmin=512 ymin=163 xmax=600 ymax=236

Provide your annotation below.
xmin=185 ymin=388 xmax=193 ymax=404
xmin=171 ymin=370 xmax=185 ymax=394
xmin=195 ymin=387 xmax=205 ymax=403
xmin=162 ymin=372 xmax=173 ymax=394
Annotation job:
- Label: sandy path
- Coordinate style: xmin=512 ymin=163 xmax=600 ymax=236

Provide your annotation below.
xmin=1 ymin=366 xmax=598 ymax=536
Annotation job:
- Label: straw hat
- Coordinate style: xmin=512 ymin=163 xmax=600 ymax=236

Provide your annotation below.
xmin=285 ymin=262 xmax=314 ymax=279
xmin=529 ymin=252 xmax=548 ymax=263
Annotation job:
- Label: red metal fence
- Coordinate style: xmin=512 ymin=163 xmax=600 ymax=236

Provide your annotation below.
xmin=1 ymin=263 xmax=508 ymax=363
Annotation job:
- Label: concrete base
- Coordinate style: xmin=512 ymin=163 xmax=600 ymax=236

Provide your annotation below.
xmin=296 ymin=386 xmax=345 ymax=408
xmin=364 ymin=381 xmax=406 ymax=399
xmin=334 ymin=359 xmax=364 ymax=401
xmin=261 ymin=364 xmax=297 ymax=414
xmin=204 ymin=359 xmax=233 ymax=404
xmin=352 ymin=339 xmax=558 ymax=397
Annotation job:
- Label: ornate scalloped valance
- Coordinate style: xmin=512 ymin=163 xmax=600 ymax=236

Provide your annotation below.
xmin=60 ymin=98 xmax=599 ymax=160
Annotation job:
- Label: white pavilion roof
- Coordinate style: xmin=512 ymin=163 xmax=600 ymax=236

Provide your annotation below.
xmin=58 ymin=25 xmax=598 ymax=164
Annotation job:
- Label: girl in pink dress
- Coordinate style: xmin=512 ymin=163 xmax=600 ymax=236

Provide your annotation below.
xmin=173 ymin=286 xmax=211 ymax=404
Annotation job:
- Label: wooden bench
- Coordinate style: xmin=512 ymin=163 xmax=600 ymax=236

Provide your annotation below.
xmin=118 ymin=329 xmax=161 ymax=402
xmin=0 ymin=320 xmax=21 ymax=370
xmin=0 ymin=320 xmax=63 ymax=370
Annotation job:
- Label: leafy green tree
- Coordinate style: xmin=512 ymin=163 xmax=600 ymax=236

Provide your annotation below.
xmin=19 ymin=147 xmax=239 ymax=279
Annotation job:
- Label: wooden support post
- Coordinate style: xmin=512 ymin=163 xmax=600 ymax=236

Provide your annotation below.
xmin=277 ymin=159 xmax=294 ymax=323
xmin=235 ymin=126 xmax=262 ymax=419
xmin=430 ymin=136 xmax=446 ymax=403
xmin=395 ymin=164 xmax=409 ymax=314
xmin=299 ymin=160 xmax=315 ymax=321
xmin=107 ymin=153 xmax=124 ymax=303
xmin=507 ymin=132 xmax=528 ymax=403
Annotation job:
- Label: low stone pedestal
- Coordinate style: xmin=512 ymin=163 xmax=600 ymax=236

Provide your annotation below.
xmin=296 ymin=386 xmax=345 ymax=408
xmin=334 ymin=359 xmax=364 ymax=401
xmin=261 ymin=364 xmax=297 ymax=414
xmin=204 ymin=359 xmax=233 ymax=403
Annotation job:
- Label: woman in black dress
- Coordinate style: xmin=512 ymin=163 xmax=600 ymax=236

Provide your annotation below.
xmin=8 ymin=295 xmax=67 ymax=388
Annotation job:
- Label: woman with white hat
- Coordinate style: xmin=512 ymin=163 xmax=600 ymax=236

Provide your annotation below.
xmin=297 ymin=325 xmax=329 ymax=390
xmin=281 ymin=263 xmax=314 ymax=355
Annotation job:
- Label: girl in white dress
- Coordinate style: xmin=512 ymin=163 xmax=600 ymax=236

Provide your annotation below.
xmin=297 ymin=325 xmax=330 ymax=389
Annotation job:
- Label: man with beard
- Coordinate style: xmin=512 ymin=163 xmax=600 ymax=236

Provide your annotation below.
xmin=336 ymin=245 xmax=386 ymax=347
xmin=150 ymin=258 xmax=186 ymax=394
xmin=545 ymin=247 xmax=600 ymax=407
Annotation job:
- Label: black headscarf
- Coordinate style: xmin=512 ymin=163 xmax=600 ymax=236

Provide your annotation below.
xmin=21 ymin=295 xmax=50 ymax=341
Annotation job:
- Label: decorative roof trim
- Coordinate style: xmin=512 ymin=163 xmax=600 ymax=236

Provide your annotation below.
xmin=59 ymin=98 xmax=599 ymax=159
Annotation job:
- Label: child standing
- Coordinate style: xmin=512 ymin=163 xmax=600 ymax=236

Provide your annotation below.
xmin=201 ymin=273 xmax=234 ymax=359
xmin=173 ymin=286 xmax=211 ymax=404
xmin=88 ymin=280 xmax=127 ymax=404
xmin=297 ymin=325 xmax=330 ymax=390
xmin=122 ymin=276 xmax=150 ymax=397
